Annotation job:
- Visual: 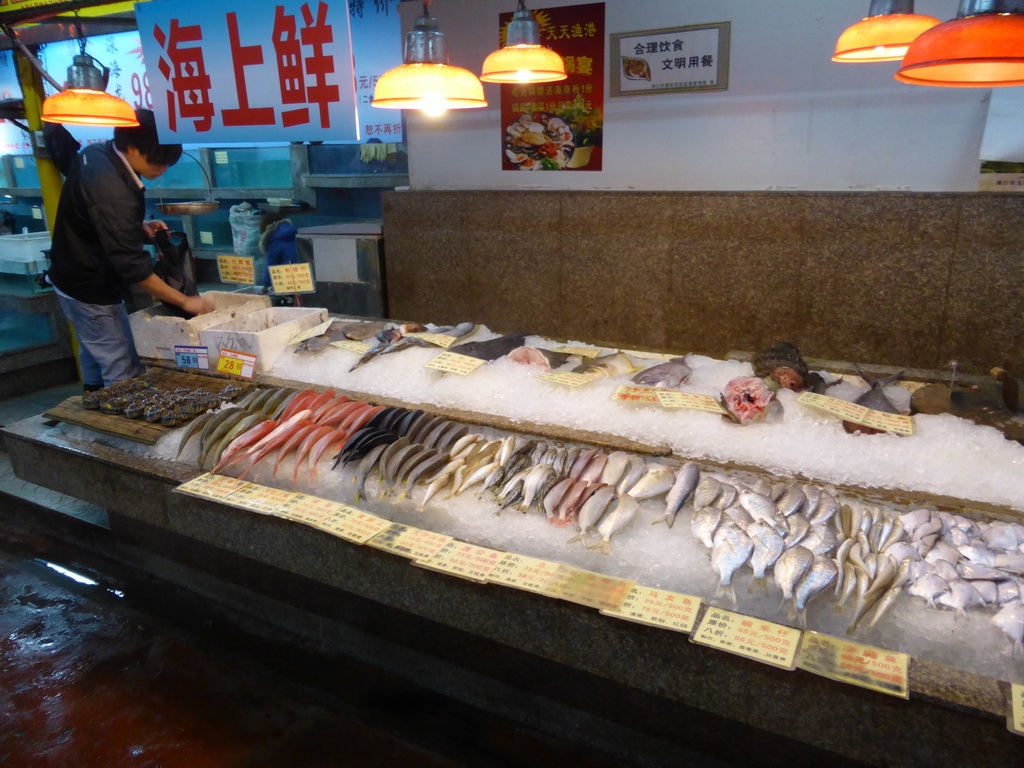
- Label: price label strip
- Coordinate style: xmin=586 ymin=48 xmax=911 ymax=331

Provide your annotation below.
xmin=174 ymin=345 xmax=209 ymax=371
xmin=612 ymin=385 xmax=662 ymax=404
xmin=655 ymin=390 xmax=729 ymax=414
xmin=798 ymin=392 xmax=914 ymax=436
xmin=313 ymin=506 xmax=392 ymax=544
xmin=542 ymin=565 xmax=635 ymax=612
xmin=797 ymin=632 xmax=909 ymax=699
xmin=330 ymin=339 xmax=374 ymax=354
xmin=553 ymin=345 xmax=602 ymax=358
xmin=289 ymin=319 xmax=334 ymax=346
xmin=404 ymin=332 xmax=461 ymax=349
xmin=538 ymin=370 xmax=606 ymax=388
xmin=601 ymin=586 xmax=702 ymax=634
xmin=425 ymin=350 xmax=486 ymax=376
xmin=366 ymin=523 xmax=453 ymax=560
xmin=275 ymin=493 xmax=348 ymax=527
xmin=218 ymin=483 xmax=297 ymax=516
xmin=216 ymin=348 xmax=258 ymax=379
xmin=486 ymin=553 xmax=564 ymax=593
xmin=691 ymin=607 xmax=801 ymax=670
xmin=217 ymin=254 xmax=255 ymax=285
xmin=415 ymin=541 xmax=505 ymax=582
xmin=1008 ymin=683 xmax=1024 ymax=737
xmin=174 ymin=473 xmax=251 ymax=502
xmin=269 ymin=262 xmax=316 ymax=294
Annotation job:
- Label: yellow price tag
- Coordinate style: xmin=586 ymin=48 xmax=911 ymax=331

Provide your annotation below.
xmin=486 ymin=553 xmax=563 ymax=593
xmin=366 ymin=523 xmax=452 ymax=560
xmin=425 ymin=351 xmax=486 ymax=376
xmin=798 ymin=632 xmax=909 ymax=699
xmin=1010 ymin=683 xmax=1024 ymax=736
xmin=612 ymin=385 xmax=662 ymax=404
xmin=269 ymin=262 xmax=315 ymax=294
xmin=216 ymin=348 xmax=257 ymax=379
xmin=691 ymin=607 xmax=801 ymax=670
xmin=416 ymin=541 xmax=505 ymax=582
xmin=541 ymin=565 xmax=634 ymax=612
xmin=405 ymin=332 xmax=460 ymax=349
xmin=655 ymin=390 xmax=729 ymax=414
xmin=798 ymin=392 xmax=914 ymax=435
xmin=601 ymin=586 xmax=702 ymax=633
xmin=217 ymin=254 xmax=255 ymax=285
xmin=538 ymin=370 xmax=606 ymax=387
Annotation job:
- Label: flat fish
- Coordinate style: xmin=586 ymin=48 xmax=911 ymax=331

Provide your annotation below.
xmin=843 ymin=365 xmax=904 ymax=434
xmin=693 ymin=475 xmax=722 ymax=509
xmin=711 ymin=522 xmax=754 ymax=606
xmin=774 ymin=545 xmax=814 ymax=602
xmin=792 ymin=554 xmax=839 ymax=627
xmin=450 ymin=332 xmax=531 ymax=362
xmin=573 ymin=352 xmax=638 ymax=379
xmin=739 ymin=491 xmax=787 ymax=534
xmin=630 ymin=356 xmax=692 ymax=389
xmin=748 ymin=519 xmax=785 ymax=580
xmin=692 ymin=506 xmax=722 ymax=550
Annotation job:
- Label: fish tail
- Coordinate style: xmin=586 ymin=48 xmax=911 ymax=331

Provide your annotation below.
xmin=586 ymin=539 xmax=611 ymax=555
xmin=796 ymin=608 xmax=807 ymax=630
xmin=651 ymin=514 xmax=668 ymax=526
xmin=714 ymin=582 xmax=736 ymax=607
xmin=748 ymin=577 xmax=769 ymax=597
xmin=567 ymin=533 xmax=583 ymax=545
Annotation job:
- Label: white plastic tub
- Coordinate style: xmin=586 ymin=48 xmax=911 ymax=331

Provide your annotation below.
xmin=199 ymin=306 xmax=328 ymax=373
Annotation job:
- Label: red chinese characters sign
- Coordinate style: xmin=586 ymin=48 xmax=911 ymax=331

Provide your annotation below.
xmin=500 ymin=2 xmax=604 ymax=171
xmin=136 ymin=0 xmax=358 ymax=142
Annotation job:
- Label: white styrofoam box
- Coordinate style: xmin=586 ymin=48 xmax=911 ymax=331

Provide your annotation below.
xmin=0 ymin=232 xmax=50 ymax=274
xmin=297 ymin=222 xmax=382 ymax=284
xmin=130 ymin=291 xmax=271 ymax=361
xmin=199 ymin=306 xmax=329 ymax=373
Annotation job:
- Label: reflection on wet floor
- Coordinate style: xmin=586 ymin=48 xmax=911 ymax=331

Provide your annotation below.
xmin=0 ymin=518 xmax=635 ymax=768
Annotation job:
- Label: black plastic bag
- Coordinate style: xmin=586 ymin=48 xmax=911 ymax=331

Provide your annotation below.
xmin=153 ymin=229 xmax=199 ymax=317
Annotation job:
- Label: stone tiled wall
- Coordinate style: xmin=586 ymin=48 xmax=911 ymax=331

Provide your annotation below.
xmin=382 ymin=191 xmax=1024 ymax=373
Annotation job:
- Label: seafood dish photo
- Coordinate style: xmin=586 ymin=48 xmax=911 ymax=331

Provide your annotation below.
xmin=504 ymin=112 xmax=575 ymax=170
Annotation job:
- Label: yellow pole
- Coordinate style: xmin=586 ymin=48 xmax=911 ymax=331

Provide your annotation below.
xmin=13 ymin=44 xmax=83 ymax=383
xmin=13 ymin=44 xmax=63 ymax=234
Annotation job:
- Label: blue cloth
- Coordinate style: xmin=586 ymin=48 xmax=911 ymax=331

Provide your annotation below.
xmin=261 ymin=220 xmax=299 ymax=289
xmin=55 ymin=293 xmax=144 ymax=387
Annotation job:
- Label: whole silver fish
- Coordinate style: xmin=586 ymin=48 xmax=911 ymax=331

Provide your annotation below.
xmin=748 ymin=519 xmax=785 ymax=580
xmin=569 ymin=484 xmax=617 ymax=545
xmin=801 ymin=524 xmax=839 ymax=556
xmin=907 ymin=572 xmax=949 ymax=608
xmin=992 ymin=603 xmax=1024 ymax=656
xmin=936 ymin=579 xmax=985 ymax=617
xmin=864 ymin=584 xmax=903 ymax=634
xmin=783 ymin=514 xmax=811 ymax=549
xmin=599 ymin=451 xmax=631 ymax=487
xmin=711 ymin=522 xmax=754 ymax=607
xmin=693 ymin=475 xmax=722 ymax=509
xmin=715 ymin=483 xmax=739 ymax=511
xmin=775 ymin=484 xmax=806 ymax=518
xmin=774 ymin=545 xmax=814 ymax=602
xmin=739 ymin=491 xmax=787 ymax=535
xmin=692 ymin=506 xmax=722 ymax=550
xmin=807 ymin=490 xmax=839 ymax=527
xmin=792 ymin=554 xmax=839 ymax=627
xmin=630 ymin=356 xmax=692 ymax=388
xmin=652 ymin=462 xmax=700 ymax=527
xmin=627 ymin=465 xmax=676 ymax=500
xmin=616 ymin=455 xmax=647 ymax=495
xmin=590 ymin=494 xmax=640 ymax=554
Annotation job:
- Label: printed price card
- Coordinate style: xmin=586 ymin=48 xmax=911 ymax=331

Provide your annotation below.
xmin=14 ymin=157 xmax=24 ymax=168
xmin=553 ymin=345 xmax=602 ymax=358
xmin=215 ymin=150 xmax=229 ymax=164
xmin=216 ymin=349 xmax=258 ymax=380
xmin=314 ymin=506 xmax=392 ymax=544
xmin=289 ymin=319 xmax=334 ymax=346
xmin=416 ymin=541 xmax=505 ymax=582
xmin=798 ymin=392 xmax=914 ymax=436
xmin=797 ymin=632 xmax=909 ymax=699
xmin=542 ymin=565 xmax=634 ymax=612
xmin=612 ymin=385 xmax=661 ymax=404
xmin=404 ymin=332 xmax=460 ymax=349
xmin=217 ymin=255 xmax=255 ymax=285
xmin=601 ymin=586 xmax=702 ymax=633
xmin=487 ymin=553 xmax=563 ymax=593
xmin=275 ymin=493 xmax=347 ymax=527
xmin=655 ymin=390 xmax=729 ymax=414
xmin=223 ymin=483 xmax=297 ymax=516
xmin=174 ymin=473 xmax=251 ymax=502
xmin=1010 ymin=683 xmax=1024 ymax=736
xmin=330 ymin=339 xmax=374 ymax=354
xmin=366 ymin=523 xmax=452 ymax=560
xmin=174 ymin=345 xmax=209 ymax=371
xmin=538 ymin=370 xmax=606 ymax=387
xmin=32 ymin=206 xmax=42 ymax=219
xmin=425 ymin=351 xmax=486 ymax=376
xmin=691 ymin=607 xmax=800 ymax=670
xmin=269 ymin=263 xmax=315 ymax=294
xmin=199 ymin=231 xmax=214 ymax=245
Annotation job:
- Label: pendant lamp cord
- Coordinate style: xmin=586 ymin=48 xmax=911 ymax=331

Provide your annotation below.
xmin=75 ymin=12 xmax=87 ymax=58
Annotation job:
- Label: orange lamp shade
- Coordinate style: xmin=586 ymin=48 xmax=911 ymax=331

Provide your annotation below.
xmin=371 ymin=62 xmax=487 ymax=111
xmin=896 ymin=12 xmax=1024 ymax=86
xmin=42 ymin=88 xmax=140 ymax=127
xmin=832 ymin=13 xmax=940 ymax=61
xmin=481 ymin=44 xmax=567 ymax=83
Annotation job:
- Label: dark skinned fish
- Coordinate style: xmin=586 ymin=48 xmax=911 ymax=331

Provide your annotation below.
xmin=843 ymin=365 xmax=904 ymax=434
xmin=349 ymin=322 xmax=477 ymax=371
xmin=631 ymin=357 xmax=692 ymax=389
xmin=449 ymin=332 xmax=531 ymax=362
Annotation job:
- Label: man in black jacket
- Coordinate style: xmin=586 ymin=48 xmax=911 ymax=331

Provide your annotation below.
xmin=48 ymin=109 xmax=214 ymax=389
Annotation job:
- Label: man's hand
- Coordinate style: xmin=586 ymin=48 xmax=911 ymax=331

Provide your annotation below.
xmin=181 ymin=295 xmax=215 ymax=316
xmin=142 ymin=219 xmax=169 ymax=239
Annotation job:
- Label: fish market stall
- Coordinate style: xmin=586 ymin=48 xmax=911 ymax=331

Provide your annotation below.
xmin=4 ymin=315 xmax=1024 ymax=767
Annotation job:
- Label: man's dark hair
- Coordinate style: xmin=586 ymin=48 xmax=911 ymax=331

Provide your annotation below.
xmin=113 ymin=108 xmax=182 ymax=167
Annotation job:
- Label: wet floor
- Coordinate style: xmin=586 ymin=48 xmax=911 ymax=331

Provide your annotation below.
xmin=0 ymin=518 xmax=641 ymax=768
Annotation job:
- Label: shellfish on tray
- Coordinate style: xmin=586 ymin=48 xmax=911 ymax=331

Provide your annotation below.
xmin=504 ymin=112 xmax=575 ymax=170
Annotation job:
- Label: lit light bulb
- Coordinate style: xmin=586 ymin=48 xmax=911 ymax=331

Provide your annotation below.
xmin=420 ymin=94 xmax=448 ymax=116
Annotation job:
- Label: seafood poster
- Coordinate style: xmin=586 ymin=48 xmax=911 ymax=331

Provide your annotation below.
xmin=610 ymin=22 xmax=730 ymax=97
xmin=500 ymin=2 xmax=604 ymax=171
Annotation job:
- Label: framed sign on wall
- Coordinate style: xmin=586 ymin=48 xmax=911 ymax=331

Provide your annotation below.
xmin=610 ymin=22 xmax=730 ymax=97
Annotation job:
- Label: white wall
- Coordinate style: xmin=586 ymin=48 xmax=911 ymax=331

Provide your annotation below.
xmin=398 ymin=0 xmax=991 ymax=192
